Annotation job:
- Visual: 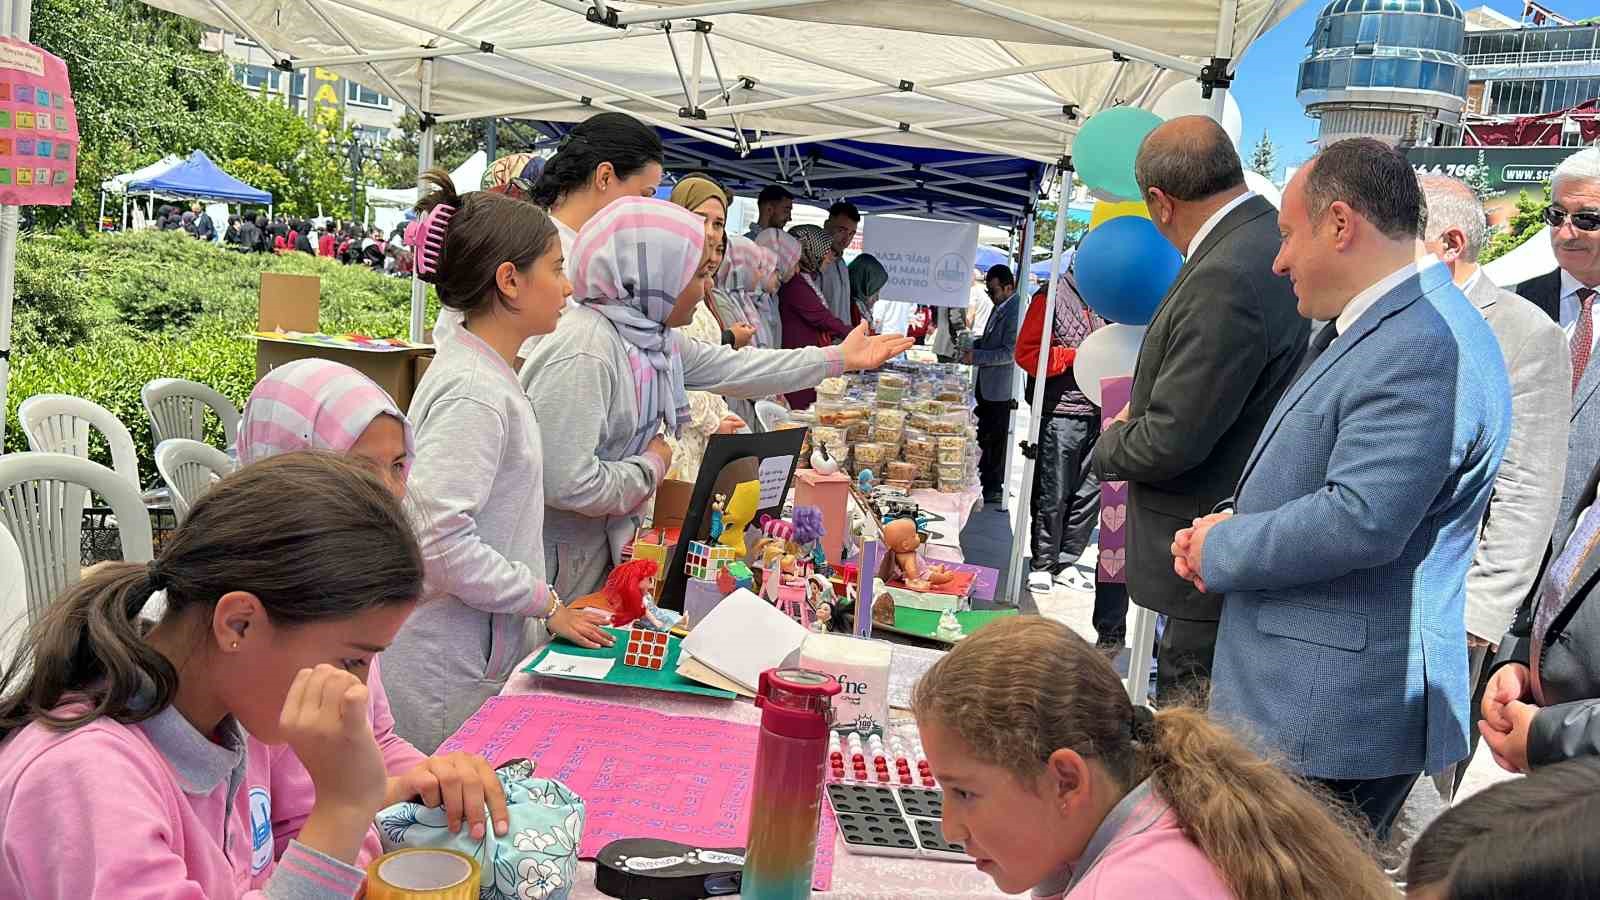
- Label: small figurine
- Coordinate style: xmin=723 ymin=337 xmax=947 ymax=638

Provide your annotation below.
xmin=806 ymin=574 xmax=837 ymax=633
xmin=878 ymin=517 xmax=954 ymax=592
xmin=792 ymin=506 xmax=826 ymax=578
xmin=708 ymin=493 xmax=727 ymax=542
xmin=871 ymin=591 xmax=896 ymax=627
xmin=810 ymin=444 xmax=840 ymax=475
xmin=717 ymin=481 xmax=761 ymax=557
xmin=567 ymin=559 xmax=679 ymax=631
xmin=857 ymin=470 xmax=875 ymax=493
xmin=935 ymin=608 xmax=963 ymax=642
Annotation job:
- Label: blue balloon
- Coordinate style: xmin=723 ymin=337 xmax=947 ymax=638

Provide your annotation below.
xmin=1073 ymin=215 xmax=1182 ymax=326
xmin=1073 ymin=106 xmax=1163 ymax=201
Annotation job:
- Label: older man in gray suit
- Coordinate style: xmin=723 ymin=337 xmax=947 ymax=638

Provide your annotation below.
xmin=1421 ymin=174 xmax=1571 ymax=796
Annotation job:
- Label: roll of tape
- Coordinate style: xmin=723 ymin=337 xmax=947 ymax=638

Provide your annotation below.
xmin=366 ymin=848 xmax=480 ymax=900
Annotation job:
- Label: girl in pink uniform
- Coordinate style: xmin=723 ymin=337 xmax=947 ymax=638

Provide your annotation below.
xmin=912 ymin=617 xmax=1396 ymax=900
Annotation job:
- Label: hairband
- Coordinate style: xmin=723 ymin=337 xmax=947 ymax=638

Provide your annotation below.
xmin=413 ymin=201 xmax=456 ymax=280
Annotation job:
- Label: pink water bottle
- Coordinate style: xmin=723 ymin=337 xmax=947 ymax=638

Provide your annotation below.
xmin=743 ymin=668 xmax=841 ymax=899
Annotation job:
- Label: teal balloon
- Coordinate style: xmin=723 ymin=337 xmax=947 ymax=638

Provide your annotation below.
xmin=1074 ymin=107 xmax=1163 ymax=202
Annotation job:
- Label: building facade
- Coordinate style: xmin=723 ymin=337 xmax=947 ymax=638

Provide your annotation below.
xmin=199 ymin=30 xmax=404 ymax=146
xmin=1462 ymin=14 xmax=1600 ymax=125
xmin=1298 ymin=0 xmax=1470 ymax=148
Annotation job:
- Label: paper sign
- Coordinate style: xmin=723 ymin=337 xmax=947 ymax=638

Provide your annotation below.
xmin=0 ymin=37 xmax=76 ymax=206
xmin=862 ymin=215 xmax=979 ymax=308
xmin=532 ymin=651 xmax=616 ymax=680
xmin=757 ymin=454 xmax=794 ymax=508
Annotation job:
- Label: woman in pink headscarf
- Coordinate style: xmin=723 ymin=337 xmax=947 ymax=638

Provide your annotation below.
xmin=237 ymin=358 xmax=511 ymax=865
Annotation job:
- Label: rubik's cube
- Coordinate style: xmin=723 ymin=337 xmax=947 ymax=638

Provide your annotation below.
xmin=623 ymin=627 xmax=671 ymax=670
xmin=685 ymin=541 xmax=737 ymax=580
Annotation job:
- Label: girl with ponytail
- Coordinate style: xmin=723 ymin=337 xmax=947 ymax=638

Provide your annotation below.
xmin=384 ymin=169 xmax=611 ymax=753
xmin=912 ymin=617 xmax=1395 ymax=900
xmin=0 ymin=453 xmax=425 ymax=899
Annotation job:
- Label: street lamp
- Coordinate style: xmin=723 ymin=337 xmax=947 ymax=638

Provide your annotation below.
xmin=343 ymin=136 xmax=383 ymax=224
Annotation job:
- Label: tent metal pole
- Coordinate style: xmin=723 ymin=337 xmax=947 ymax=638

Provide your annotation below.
xmin=1211 ymin=0 xmax=1238 ymax=118
xmin=293 ymin=29 xmax=649 ymax=68
xmin=299 ymin=0 xmax=420 ymax=112
xmin=0 ymin=0 xmax=29 ymax=450
xmin=410 ymin=61 xmax=435 ymax=344
xmin=434 ymin=83 xmax=690 ymax=124
xmin=712 ymin=28 xmax=1078 ymax=138
xmin=98 ymin=191 xmax=106 ymax=232
xmin=945 ymin=0 xmax=1203 ymax=76
xmin=1004 ymin=164 xmax=1069 ymax=607
xmin=688 ymin=25 xmax=705 ymax=116
xmin=207 ymin=0 xmax=285 ymax=65
xmin=615 ymin=0 xmax=826 ymax=26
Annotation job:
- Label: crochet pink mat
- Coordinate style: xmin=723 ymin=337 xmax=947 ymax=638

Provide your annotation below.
xmin=441 ymin=693 xmax=837 ymax=890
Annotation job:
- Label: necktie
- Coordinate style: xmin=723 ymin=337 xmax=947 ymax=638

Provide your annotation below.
xmin=1571 ymin=287 xmax=1597 ymax=395
xmin=1292 ymin=321 xmax=1339 ymax=383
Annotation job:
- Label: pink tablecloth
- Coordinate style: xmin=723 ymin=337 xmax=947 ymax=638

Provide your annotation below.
xmin=496 ymin=664 xmax=1019 ymax=899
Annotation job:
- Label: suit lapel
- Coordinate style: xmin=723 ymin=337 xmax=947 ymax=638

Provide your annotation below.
xmin=1232 ymin=264 xmax=1439 ymax=494
xmin=1466 ymin=274 xmax=1499 ymax=314
xmin=1576 ymin=350 xmax=1600 ymax=420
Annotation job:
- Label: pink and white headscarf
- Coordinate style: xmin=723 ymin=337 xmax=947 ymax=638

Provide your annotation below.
xmin=238 ymin=358 xmax=414 ymax=479
xmin=570 ymin=196 xmax=707 ymax=451
xmin=754 ymin=227 xmax=801 ymax=278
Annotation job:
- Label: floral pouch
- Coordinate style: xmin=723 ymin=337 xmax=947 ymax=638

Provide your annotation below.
xmin=376 ymin=759 xmax=585 ymax=900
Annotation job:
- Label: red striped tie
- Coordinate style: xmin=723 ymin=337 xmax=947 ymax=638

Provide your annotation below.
xmin=1573 ymin=287 xmax=1597 ymax=395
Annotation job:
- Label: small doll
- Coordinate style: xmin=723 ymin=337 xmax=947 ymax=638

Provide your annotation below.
xmin=567 ymin=559 xmax=679 ymax=631
xmin=871 ymin=591 xmax=896 ymax=627
xmin=708 ymin=493 xmax=727 ymax=542
xmin=878 ymin=517 xmax=953 ymax=592
xmin=805 ymin=574 xmax=837 ymax=633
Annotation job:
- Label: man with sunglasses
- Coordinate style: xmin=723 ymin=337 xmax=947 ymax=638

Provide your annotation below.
xmin=1515 ymin=147 xmax=1600 ymax=543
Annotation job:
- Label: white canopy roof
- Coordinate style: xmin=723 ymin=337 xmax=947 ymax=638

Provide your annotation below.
xmin=100 ymin=155 xmax=184 ymax=194
xmin=1484 ymin=225 xmax=1557 ymax=289
xmin=139 ymin=0 xmax=1301 ymax=165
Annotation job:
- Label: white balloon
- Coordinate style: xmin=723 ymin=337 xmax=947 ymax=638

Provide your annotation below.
xmin=1152 ymin=80 xmax=1243 ymax=146
xmin=1243 ymin=170 xmax=1282 ymax=209
xmin=1073 ymin=324 xmax=1147 ymax=408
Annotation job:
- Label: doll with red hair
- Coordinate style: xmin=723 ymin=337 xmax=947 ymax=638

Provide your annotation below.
xmin=567 ymin=559 xmax=683 ymax=632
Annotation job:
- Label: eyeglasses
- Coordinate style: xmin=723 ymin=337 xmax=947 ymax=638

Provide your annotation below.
xmin=1543 ymin=206 xmax=1600 ymax=233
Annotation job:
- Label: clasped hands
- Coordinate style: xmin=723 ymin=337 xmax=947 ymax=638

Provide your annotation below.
xmin=1171 ymin=511 xmax=1232 ymax=594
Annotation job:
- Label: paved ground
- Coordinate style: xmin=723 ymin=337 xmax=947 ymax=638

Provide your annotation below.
xmin=957 ymin=396 xmax=1519 ymax=870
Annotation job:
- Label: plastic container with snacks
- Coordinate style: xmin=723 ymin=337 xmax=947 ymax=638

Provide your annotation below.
xmin=928 ymin=412 xmax=967 ymax=435
xmin=816 ymin=376 xmax=849 ymax=401
xmin=886 ymin=460 xmax=919 ymax=483
xmin=854 ymin=442 xmax=890 ymax=471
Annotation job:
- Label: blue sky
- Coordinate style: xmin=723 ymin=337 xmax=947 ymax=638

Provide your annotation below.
xmin=1229 ymin=0 xmax=1528 ymax=174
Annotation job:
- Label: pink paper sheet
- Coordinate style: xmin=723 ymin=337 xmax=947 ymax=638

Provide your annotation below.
xmin=440 ymin=694 xmax=837 ymax=890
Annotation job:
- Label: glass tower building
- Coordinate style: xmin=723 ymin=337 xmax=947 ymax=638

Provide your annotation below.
xmin=1298 ymin=0 xmax=1470 ymax=147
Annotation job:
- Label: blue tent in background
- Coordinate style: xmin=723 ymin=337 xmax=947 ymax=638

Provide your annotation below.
xmin=128 ymin=150 xmax=272 ymax=205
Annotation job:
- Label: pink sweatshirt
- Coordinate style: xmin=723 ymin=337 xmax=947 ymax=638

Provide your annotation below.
xmin=0 ymin=702 xmax=365 ymax=900
xmin=1034 ymin=784 xmax=1234 ymax=900
xmin=269 ymin=657 xmax=429 ymax=864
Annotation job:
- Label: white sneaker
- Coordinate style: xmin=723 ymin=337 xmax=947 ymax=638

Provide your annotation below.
xmin=1055 ymin=568 xmax=1095 ymax=591
xmin=1027 ymin=571 xmax=1054 ymax=593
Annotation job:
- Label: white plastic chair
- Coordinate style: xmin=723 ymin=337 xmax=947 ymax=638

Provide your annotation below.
xmin=155 ymin=439 xmax=234 ymax=524
xmin=0 ymin=453 xmax=154 ymax=620
xmin=753 ymin=400 xmax=790 ymax=433
xmin=18 ymin=393 xmax=142 ymax=489
xmin=0 ymin=521 xmax=27 ymax=665
xmin=141 ymin=378 xmax=241 ymax=451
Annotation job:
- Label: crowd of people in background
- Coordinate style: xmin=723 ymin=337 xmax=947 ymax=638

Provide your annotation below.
xmin=151 ymin=200 xmax=413 ymax=275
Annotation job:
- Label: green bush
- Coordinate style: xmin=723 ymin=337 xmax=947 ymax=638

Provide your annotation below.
xmin=5 ymin=231 xmax=439 ymax=486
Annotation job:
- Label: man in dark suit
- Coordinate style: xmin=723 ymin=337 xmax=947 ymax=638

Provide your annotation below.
xmin=1176 ymin=139 xmax=1511 ymax=839
xmin=1091 ymin=116 xmax=1308 ymax=701
xmin=970 ymin=264 xmax=1021 ymax=505
xmin=1515 ymin=147 xmax=1600 ymax=544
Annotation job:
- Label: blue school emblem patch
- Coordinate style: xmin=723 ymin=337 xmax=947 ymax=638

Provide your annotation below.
xmin=248 ymin=787 xmax=273 ymax=874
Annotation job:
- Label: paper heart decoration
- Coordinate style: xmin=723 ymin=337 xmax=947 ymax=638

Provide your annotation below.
xmin=1101 ymin=504 xmax=1127 ymax=532
xmin=1099 ymin=548 xmax=1126 ymax=578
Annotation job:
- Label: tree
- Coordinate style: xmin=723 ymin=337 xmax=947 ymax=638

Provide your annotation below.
xmin=1033 ymin=198 xmax=1086 ymax=255
xmin=1481 ymin=185 xmax=1551 ymax=265
xmin=1465 ymin=148 xmax=1494 ymax=201
xmin=376 ymin=113 xmax=546 ymax=188
xmin=32 ymin=0 xmax=354 ymax=229
xmin=1248 ymin=131 xmax=1279 ymax=182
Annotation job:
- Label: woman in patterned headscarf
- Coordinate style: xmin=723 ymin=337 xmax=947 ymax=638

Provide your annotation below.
xmin=522 ymin=196 xmax=914 ymax=598
xmin=777 ymin=224 xmax=853 ymax=408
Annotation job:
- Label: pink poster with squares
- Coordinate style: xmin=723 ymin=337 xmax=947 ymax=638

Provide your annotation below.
xmin=0 ymin=37 xmax=78 ymax=206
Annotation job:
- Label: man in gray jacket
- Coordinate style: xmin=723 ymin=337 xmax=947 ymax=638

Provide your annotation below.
xmin=1420 ymin=174 xmax=1571 ymax=794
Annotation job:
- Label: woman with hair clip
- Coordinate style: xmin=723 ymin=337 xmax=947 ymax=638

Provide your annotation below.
xmin=237 ymin=359 xmax=510 ymax=862
xmin=912 ymin=616 xmax=1395 ymax=900
xmin=434 ymin=111 xmax=665 ymax=351
xmin=779 ymin=223 xmax=853 ymax=409
xmin=0 ymin=453 xmax=438 ymax=899
xmin=386 ymin=169 xmax=612 ymax=753
xmin=753 ymin=227 xmax=799 ymax=349
xmin=1405 ymin=758 xmax=1600 ymax=899
xmin=522 ymin=195 xmax=914 ymax=600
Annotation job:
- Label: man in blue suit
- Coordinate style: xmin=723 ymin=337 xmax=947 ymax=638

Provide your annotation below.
xmin=970 ymin=264 xmax=1021 ymax=505
xmin=1172 ymin=138 xmax=1512 ymax=839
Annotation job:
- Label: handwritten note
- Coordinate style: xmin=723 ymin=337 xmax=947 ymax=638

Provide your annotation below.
xmin=532 ymin=651 xmax=615 ymax=680
xmin=757 ymin=454 xmax=794 ymax=508
xmin=440 ymin=694 xmax=837 ymax=890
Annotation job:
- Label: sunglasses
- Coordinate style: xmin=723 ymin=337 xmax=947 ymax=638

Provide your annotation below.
xmin=1543 ymin=206 xmax=1600 ymax=232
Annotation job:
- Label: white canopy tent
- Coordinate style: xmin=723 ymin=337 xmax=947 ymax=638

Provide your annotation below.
xmin=366 ymin=150 xmax=489 ymax=232
xmin=2 ymin=0 xmax=1302 ymax=606
xmin=1484 ymin=225 xmax=1557 ymax=289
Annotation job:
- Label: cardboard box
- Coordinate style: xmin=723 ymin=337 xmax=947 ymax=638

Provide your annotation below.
xmin=253 ymin=272 xmax=434 ymax=412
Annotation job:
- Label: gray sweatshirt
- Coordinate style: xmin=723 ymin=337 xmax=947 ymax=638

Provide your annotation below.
xmin=520 ymin=303 xmax=844 ymax=598
xmin=384 ymin=327 xmax=554 ymax=752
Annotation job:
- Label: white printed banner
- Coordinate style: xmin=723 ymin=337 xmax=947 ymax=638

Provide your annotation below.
xmin=862 ymin=215 xmax=978 ymax=308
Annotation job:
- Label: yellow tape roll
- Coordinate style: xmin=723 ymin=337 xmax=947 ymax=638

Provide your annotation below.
xmin=366 ymin=849 xmax=481 ymax=900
